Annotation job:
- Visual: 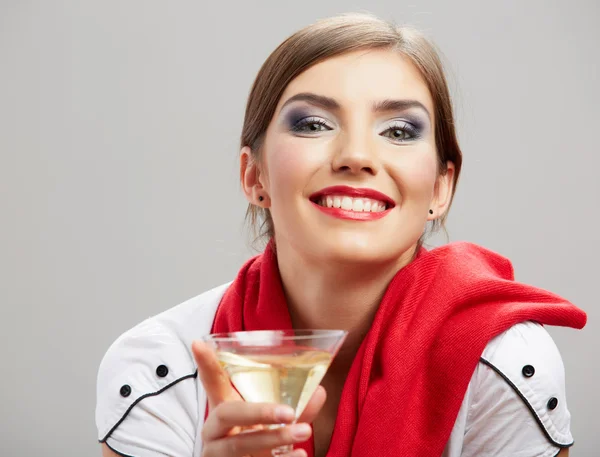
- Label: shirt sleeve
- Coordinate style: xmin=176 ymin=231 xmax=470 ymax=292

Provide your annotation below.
xmin=460 ymin=321 xmax=573 ymax=457
xmin=95 ymin=317 xmax=200 ymax=457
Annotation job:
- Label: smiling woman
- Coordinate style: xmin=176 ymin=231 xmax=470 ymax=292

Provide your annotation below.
xmin=241 ymin=48 xmax=453 ymax=268
xmin=96 ymin=12 xmax=584 ymax=457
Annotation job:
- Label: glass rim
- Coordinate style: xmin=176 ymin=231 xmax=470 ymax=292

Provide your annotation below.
xmin=202 ymin=329 xmax=348 ymax=343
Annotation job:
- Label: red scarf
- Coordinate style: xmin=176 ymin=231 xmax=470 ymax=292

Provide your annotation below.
xmin=210 ymin=241 xmax=586 ymax=457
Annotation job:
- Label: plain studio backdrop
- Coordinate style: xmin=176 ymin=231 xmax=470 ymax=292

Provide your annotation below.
xmin=1 ymin=1 xmax=598 ymax=456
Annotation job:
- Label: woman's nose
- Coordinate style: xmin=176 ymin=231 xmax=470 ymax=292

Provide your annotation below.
xmin=331 ymin=134 xmax=379 ymax=176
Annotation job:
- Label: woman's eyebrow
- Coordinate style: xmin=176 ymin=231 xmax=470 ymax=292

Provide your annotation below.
xmin=279 ymin=92 xmax=431 ymax=120
xmin=280 ymin=92 xmax=340 ymax=112
xmin=373 ymin=98 xmax=431 ymax=121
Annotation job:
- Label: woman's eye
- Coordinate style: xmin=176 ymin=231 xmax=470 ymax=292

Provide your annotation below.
xmin=381 ymin=122 xmax=419 ymax=142
xmin=290 ymin=118 xmax=331 ymax=133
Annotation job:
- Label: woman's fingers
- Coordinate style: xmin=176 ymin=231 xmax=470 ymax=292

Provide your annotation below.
xmin=202 ymin=422 xmax=312 ymax=457
xmin=192 ymin=340 xmax=237 ymax=408
xmin=297 ymin=385 xmax=327 ymax=424
xmin=202 ymin=400 xmax=296 ymax=441
xmin=193 ymin=339 xmax=326 ymax=457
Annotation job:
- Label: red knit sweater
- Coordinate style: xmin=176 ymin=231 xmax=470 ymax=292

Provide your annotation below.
xmin=211 ymin=242 xmax=587 ymax=457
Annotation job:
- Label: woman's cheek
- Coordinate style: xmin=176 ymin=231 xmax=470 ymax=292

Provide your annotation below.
xmin=389 ymin=153 xmax=438 ymax=199
xmin=267 ymin=138 xmax=325 ymax=194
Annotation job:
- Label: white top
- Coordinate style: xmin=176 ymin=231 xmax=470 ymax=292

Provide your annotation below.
xmin=95 ymin=283 xmax=574 ymax=457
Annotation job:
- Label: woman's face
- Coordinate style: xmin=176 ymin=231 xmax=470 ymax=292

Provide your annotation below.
xmin=242 ymin=49 xmax=454 ymax=265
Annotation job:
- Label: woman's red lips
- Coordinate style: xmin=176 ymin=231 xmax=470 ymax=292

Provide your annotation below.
xmin=309 ymin=185 xmax=396 ymax=221
xmin=309 ymin=185 xmax=396 ymax=208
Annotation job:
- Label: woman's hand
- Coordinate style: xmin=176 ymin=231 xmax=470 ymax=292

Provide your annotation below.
xmin=192 ymin=341 xmax=327 ymax=457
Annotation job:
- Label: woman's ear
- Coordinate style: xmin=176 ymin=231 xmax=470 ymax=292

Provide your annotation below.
xmin=428 ymin=161 xmax=455 ymax=220
xmin=240 ymin=146 xmax=270 ymax=206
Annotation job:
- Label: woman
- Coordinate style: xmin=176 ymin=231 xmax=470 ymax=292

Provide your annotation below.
xmin=96 ymin=12 xmax=586 ymax=457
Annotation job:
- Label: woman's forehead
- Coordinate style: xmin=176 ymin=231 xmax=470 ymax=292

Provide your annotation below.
xmin=278 ymin=49 xmax=434 ymax=114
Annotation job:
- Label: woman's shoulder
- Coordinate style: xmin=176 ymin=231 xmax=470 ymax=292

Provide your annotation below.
xmin=445 ymin=321 xmax=573 ymax=457
xmin=481 ymin=320 xmax=567 ymax=383
xmin=95 ymin=281 xmax=230 ymax=450
xmin=101 ymin=280 xmax=231 ymax=353
xmin=479 ymin=321 xmax=572 ymax=441
xmin=480 ymin=321 xmax=570 ymax=421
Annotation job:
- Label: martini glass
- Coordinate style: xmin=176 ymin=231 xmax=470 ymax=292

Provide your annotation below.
xmin=202 ymin=329 xmax=347 ymax=456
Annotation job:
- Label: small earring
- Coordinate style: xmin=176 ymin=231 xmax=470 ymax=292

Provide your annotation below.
xmin=429 ymin=209 xmax=433 ymax=214
xmin=258 ymin=196 xmax=264 ymax=202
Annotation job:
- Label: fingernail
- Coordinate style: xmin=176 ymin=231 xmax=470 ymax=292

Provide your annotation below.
xmin=290 ymin=423 xmax=312 ymax=440
xmin=275 ymin=406 xmax=295 ymax=422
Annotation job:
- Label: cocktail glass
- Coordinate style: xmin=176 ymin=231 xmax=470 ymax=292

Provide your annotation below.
xmin=202 ymin=329 xmax=347 ymax=456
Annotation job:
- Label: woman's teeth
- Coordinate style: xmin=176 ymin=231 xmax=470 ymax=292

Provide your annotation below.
xmin=318 ymin=196 xmax=387 ymax=212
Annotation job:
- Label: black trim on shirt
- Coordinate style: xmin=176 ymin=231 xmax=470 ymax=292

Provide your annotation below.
xmin=479 ymin=357 xmax=574 ymax=449
xmin=98 ymin=370 xmax=198 ymax=443
xmin=103 ymin=439 xmax=135 ymax=457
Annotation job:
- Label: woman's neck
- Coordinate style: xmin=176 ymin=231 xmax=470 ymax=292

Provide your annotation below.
xmin=275 ymin=241 xmax=417 ymax=369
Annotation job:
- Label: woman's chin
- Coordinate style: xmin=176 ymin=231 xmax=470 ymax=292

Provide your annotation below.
xmin=307 ymin=235 xmax=402 ymax=266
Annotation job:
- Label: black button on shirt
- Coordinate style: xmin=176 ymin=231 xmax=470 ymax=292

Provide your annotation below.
xmin=522 ymin=365 xmax=535 ymax=377
xmin=156 ymin=365 xmax=169 ymax=378
xmin=120 ymin=385 xmax=132 ymax=397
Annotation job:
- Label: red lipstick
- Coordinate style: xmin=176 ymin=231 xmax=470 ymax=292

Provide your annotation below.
xmin=309 ymin=185 xmax=395 ymax=221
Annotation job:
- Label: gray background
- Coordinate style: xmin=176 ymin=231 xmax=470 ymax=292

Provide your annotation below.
xmin=1 ymin=1 xmax=598 ymax=455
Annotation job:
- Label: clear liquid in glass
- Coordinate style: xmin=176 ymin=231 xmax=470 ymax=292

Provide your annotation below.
xmin=217 ymin=347 xmax=332 ymax=418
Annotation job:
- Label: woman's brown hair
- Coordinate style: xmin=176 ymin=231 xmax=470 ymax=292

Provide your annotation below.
xmin=241 ymin=12 xmax=462 ymax=246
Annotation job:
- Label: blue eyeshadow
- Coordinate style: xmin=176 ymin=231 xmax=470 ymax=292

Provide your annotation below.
xmin=284 ymin=108 xmax=313 ymax=128
xmin=404 ymin=116 xmax=428 ymax=134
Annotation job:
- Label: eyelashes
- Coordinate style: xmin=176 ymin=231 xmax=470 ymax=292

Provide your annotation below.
xmin=288 ymin=115 xmax=423 ymax=143
xmin=289 ymin=116 xmax=330 ymax=133
xmin=381 ymin=120 xmax=422 ymax=142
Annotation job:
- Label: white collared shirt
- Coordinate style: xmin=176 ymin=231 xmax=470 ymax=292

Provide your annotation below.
xmin=95 ymin=283 xmax=573 ymax=457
